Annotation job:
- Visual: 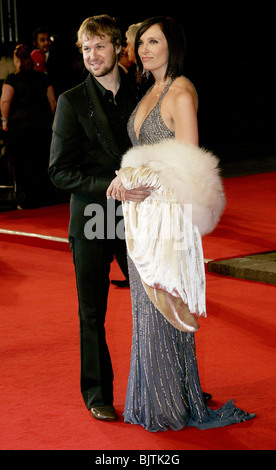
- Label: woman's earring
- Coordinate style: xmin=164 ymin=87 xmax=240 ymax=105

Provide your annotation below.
xmin=142 ymin=68 xmax=150 ymax=78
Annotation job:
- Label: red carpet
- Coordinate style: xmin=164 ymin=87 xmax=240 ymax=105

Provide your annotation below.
xmin=0 ymin=172 xmax=275 ymax=450
xmin=203 ymin=172 xmax=276 ymax=260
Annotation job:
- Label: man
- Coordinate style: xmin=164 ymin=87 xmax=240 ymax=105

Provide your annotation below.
xmin=49 ymin=15 xmax=150 ymax=422
xmin=33 ymin=27 xmax=51 ymax=57
xmin=33 ymin=27 xmax=72 ymax=97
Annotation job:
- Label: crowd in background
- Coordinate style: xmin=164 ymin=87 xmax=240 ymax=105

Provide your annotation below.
xmin=0 ymin=22 xmax=144 ymax=209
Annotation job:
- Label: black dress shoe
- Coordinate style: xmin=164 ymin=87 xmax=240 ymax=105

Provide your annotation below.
xmin=111 ymin=279 xmax=130 ymax=288
xmin=90 ymin=405 xmax=118 ymax=422
xmin=203 ymin=392 xmax=212 ymax=403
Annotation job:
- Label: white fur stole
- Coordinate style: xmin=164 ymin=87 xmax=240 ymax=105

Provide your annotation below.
xmin=121 ymin=140 xmax=226 ymax=236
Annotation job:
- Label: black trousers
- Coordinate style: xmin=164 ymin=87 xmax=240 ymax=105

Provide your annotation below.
xmin=69 ymin=235 xmax=128 ymax=410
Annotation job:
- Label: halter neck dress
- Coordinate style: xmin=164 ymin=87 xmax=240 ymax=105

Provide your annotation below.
xmin=123 ymin=77 xmax=255 ymax=431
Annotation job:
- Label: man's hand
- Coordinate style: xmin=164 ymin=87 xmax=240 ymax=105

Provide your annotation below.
xmin=106 ymin=170 xmax=152 ymax=202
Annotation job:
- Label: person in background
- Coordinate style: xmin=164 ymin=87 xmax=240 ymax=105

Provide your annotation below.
xmin=33 ymin=27 xmax=74 ymax=97
xmin=125 ymin=23 xmax=141 ymax=65
xmin=118 ymin=43 xmax=132 ymax=73
xmin=124 ymin=22 xmax=153 ymax=97
xmin=32 ymin=27 xmax=51 ymax=58
xmin=0 ymin=44 xmax=15 ymax=89
xmin=1 ymin=44 xmax=56 ymax=208
xmin=31 ymin=48 xmax=47 ymax=73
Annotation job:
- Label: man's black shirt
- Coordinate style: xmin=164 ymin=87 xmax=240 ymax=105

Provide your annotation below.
xmin=91 ymin=72 xmax=136 ymax=156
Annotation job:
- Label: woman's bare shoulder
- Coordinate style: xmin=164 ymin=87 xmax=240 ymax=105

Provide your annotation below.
xmin=167 ymin=76 xmax=198 ymax=110
xmin=171 ymin=76 xmax=197 ymax=96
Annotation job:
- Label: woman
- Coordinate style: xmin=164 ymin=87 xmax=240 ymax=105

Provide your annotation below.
xmin=121 ymin=22 xmax=153 ymax=97
xmin=107 ymin=17 xmax=255 ymax=431
xmin=1 ymin=44 xmax=56 ymax=208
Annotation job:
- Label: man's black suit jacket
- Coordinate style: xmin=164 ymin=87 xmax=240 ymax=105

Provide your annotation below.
xmin=49 ymin=72 xmax=137 ymax=239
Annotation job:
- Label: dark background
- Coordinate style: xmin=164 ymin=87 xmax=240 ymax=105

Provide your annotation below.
xmin=2 ymin=0 xmax=276 ymax=164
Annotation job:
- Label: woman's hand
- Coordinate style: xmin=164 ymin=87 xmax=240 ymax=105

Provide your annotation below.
xmin=1 ymin=120 xmax=8 ymax=131
xmin=106 ymin=170 xmax=152 ymax=202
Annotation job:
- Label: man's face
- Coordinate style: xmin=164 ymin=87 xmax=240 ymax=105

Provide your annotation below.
xmin=36 ymin=33 xmax=51 ymax=53
xmin=82 ymin=33 xmax=121 ymax=78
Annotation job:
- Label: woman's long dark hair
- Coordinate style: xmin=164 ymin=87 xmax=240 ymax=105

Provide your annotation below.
xmin=134 ymin=16 xmax=187 ymax=80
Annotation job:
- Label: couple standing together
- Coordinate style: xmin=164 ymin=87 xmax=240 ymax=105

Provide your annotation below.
xmin=49 ymin=14 xmax=255 ymax=432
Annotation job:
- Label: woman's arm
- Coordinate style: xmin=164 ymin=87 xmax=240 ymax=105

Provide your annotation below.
xmin=46 ymin=85 xmax=56 ymax=114
xmin=172 ymin=90 xmax=199 ymax=145
xmin=0 ymin=84 xmax=14 ymax=131
xmin=163 ymin=77 xmax=199 ymax=145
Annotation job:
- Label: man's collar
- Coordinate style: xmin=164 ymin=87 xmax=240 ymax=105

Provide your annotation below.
xmin=90 ymin=68 xmax=125 ymax=97
xmin=91 ymin=75 xmax=107 ymax=96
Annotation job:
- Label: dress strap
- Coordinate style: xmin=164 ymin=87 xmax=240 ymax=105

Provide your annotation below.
xmin=157 ymin=77 xmax=174 ymax=104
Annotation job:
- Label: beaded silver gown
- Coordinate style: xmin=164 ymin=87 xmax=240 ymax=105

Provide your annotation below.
xmin=123 ymin=78 xmax=255 ymax=431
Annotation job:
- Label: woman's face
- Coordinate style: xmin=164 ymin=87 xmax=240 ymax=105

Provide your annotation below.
xmin=137 ymin=23 xmax=168 ymax=76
